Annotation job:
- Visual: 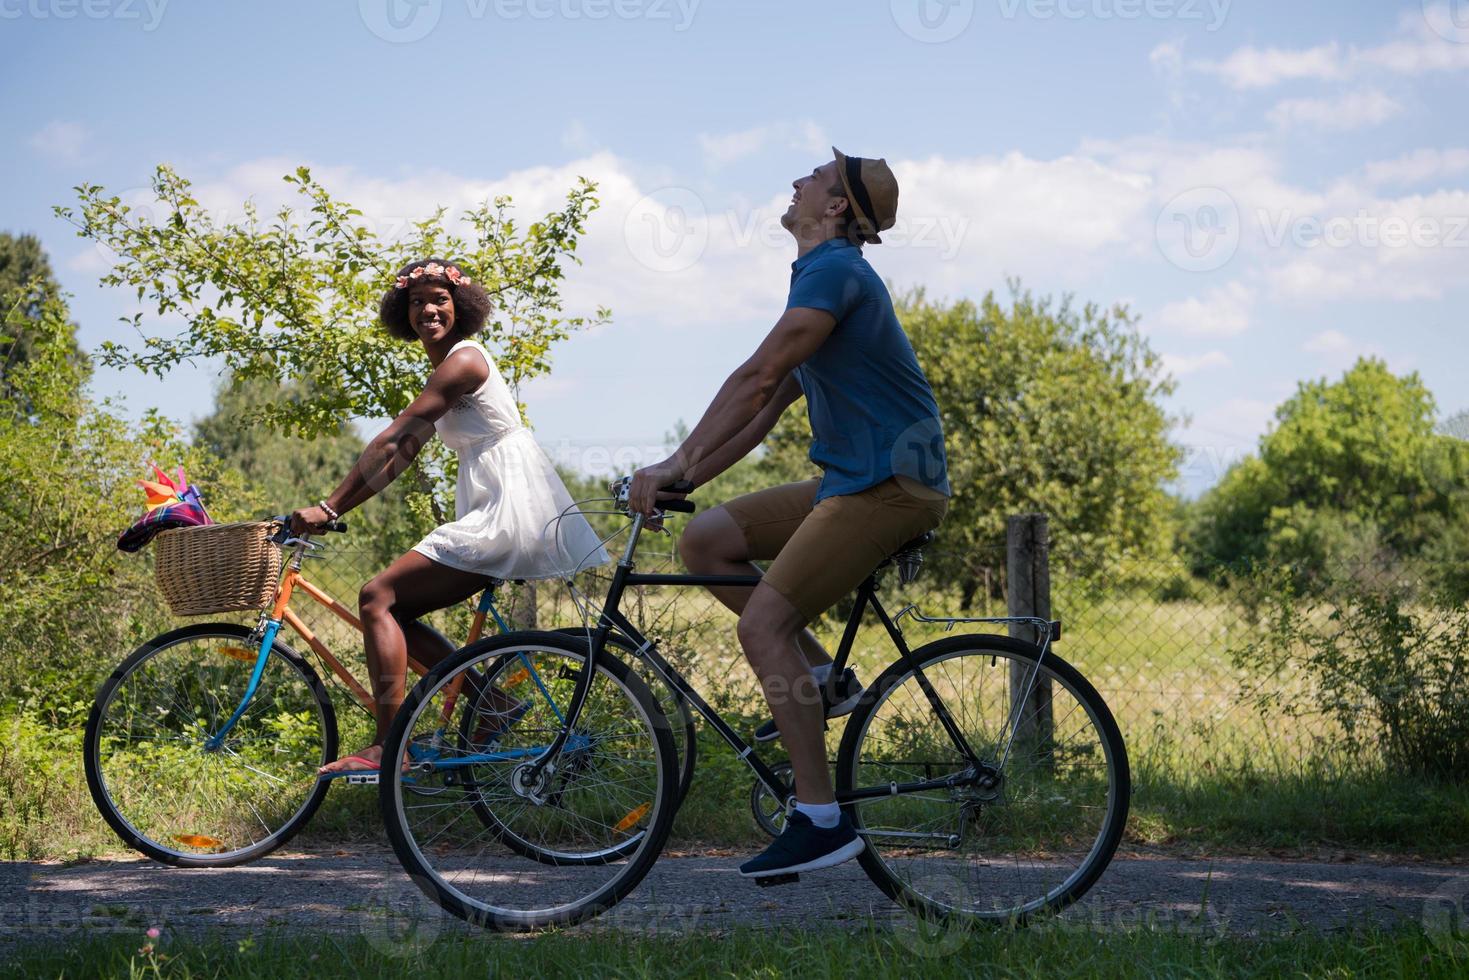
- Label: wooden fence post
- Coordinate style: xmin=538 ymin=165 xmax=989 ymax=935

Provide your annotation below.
xmin=509 ymin=581 xmax=538 ymax=630
xmin=1006 ymin=514 xmax=1053 ymax=762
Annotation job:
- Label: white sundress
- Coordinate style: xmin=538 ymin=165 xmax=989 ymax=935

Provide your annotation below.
xmin=412 ymin=339 xmax=610 ymax=580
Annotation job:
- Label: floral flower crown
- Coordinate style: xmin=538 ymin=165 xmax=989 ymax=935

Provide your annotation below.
xmin=394 ymin=262 xmax=471 ymax=290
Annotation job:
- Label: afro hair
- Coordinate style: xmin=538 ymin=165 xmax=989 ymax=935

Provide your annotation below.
xmin=378 ymin=258 xmax=493 ymax=341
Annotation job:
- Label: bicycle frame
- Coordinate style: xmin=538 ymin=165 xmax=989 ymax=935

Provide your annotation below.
xmin=527 ymin=510 xmax=1062 ymax=805
xmin=204 ymin=527 xmax=518 ymax=753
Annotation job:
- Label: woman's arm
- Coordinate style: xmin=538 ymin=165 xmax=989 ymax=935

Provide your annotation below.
xmin=682 ymin=371 xmax=803 ymax=489
xmin=291 ymin=348 xmax=489 ymax=531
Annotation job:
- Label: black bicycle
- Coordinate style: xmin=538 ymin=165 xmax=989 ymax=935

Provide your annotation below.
xmin=377 ymin=481 xmax=1129 ymax=931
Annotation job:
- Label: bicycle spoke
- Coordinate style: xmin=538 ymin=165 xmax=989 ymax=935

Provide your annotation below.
xmin=89 ymin=630 xmax=332 ymax=864
xmin=381 ymin=638 xmax=674 ymax=929
xmin=842 ymin=639 xmax=1126 ymax=922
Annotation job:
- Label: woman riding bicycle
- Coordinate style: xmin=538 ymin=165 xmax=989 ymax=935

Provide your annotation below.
xmin=289 ymin=258 xmax=608 ymax=776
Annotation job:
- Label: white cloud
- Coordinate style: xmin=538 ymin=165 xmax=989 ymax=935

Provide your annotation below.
xmin=1188 ymin=9 xmax=1469 ymax=90
xmin=1362 ymin=148 xmax=1469 ymax=186
xmin=1267 ymin=89 xmax=1402 ymax=131
xmin=1148 ymin=38 xmax=1195 ymax=112
xmin=1196 ymin=42 xmax=1345 ymax=89
xmin=1262 ymin=188 xmax=1469 ymax=303
xmin=1301 ymin=329 xmax=1396 ymax=373
xmin=861 ymin=150 xmax=1163 ymax=299
xmin=1302 ymin=329 xmax=1353 ymax=354
xmin=1153 ymin=282 xmax=1254 ymax=337
xmin=697 ymin=121 xmax=828 ymax=169
xmin=28 ymin=120 xmax=88 ymax=164
xmin=1161 ymin=350 xmax=1231 ymax=377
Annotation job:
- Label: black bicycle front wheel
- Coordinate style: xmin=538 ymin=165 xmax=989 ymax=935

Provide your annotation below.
xmin=836 ymin=633 xmax=1129 ymax=923
xmin=551 ymin=626 xmax=697 ymax=811
xmin=379 ymin=631 xmax=677 ymax=931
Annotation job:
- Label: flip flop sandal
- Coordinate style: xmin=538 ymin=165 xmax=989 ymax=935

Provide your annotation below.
xmin=318 ymin=752 xmax=412 ymax=785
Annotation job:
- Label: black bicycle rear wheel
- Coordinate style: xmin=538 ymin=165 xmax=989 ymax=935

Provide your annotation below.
xmin=836 ymin=633 xmax=1128 ymax=923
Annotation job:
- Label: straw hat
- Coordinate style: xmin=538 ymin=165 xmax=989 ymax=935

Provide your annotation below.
xmin=832 ymin=146 xmax=899 ymax=244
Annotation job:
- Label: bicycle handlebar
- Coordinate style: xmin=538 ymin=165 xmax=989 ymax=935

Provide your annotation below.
xmin=658 ymin=481 xmax=696 ymax=514
xmin=268 ymin=516 xmax=348 ymax=545
xmin=609 ymin=477 xmax=697 ymax=516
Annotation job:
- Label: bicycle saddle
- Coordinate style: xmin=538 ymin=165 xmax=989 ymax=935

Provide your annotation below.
xmin=878 ymin=531 xmax=933 ymax=585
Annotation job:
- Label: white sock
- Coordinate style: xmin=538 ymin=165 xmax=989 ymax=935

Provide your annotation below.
xmin=794 ymin=800 xmax=841 ymax=829
xmin=810 ymin=662 xmax=834 ymax=684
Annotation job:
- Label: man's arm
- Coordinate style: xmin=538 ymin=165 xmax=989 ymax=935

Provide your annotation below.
xmin=628 ymin=307 xmax=835 ymax=514
xmin=683 ymin=372 xmax=803 ymax=488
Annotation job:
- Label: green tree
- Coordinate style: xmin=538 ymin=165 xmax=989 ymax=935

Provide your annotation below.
xmin=192 ymin=372 xmax=423 ymax=566
xmin=56 ymin=165 xmax=607 ymax=523
xmin=1190 ymin=358 xmax=1468 ymax=575
xmin=762 ymin=287 xmax=1182 ymax=606
xmin=0 ymin=268 xmax=253 ymax=709
xmin=0 ymin=232 xmax=88 ymax=407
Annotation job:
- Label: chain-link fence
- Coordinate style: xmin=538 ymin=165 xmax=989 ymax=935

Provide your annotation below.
xmin=268 ymin=515 xmax=1469 ymax=787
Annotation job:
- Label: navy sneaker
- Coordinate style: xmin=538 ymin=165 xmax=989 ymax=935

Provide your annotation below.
xmin=753 ymin=668 xmax=864 ymax=743
xmin=738 ymin=810 xmax=865 ymax=878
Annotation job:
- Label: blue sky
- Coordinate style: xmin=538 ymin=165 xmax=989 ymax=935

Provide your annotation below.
xmin=4 ymin=0 xmax=1466 ymax=496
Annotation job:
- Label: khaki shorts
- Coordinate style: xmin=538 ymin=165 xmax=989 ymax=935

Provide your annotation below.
xmin=720 ymin=476 xmax=948 ymax=623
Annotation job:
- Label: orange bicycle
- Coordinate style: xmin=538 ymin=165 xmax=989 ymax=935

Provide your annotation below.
xmin=82 ymin=518 xmax=694 ymax=867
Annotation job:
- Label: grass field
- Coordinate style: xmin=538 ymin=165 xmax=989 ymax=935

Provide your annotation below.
xmin=5 ymin=553 xmax=1466 ymax=863
xmin=5 ymin=924 xmax=1465 ymax=979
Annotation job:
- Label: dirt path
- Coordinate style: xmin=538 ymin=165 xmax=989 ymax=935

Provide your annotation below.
xmin=4 ymin=848 xmax=1465 ymax=950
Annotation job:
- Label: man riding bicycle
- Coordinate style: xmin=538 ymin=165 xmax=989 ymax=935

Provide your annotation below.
xmin=629 ymin=148 xmax=950 ymax=879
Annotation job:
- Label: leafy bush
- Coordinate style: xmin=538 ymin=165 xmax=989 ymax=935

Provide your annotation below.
xmin=0 ymin=274 xmax=257 ymax=710
xmin=1233 ymin=569 xmax=1469 ymax=780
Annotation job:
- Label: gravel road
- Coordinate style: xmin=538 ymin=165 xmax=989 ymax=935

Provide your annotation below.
xmin=3 ymin=847 xmax=1465 ymax=950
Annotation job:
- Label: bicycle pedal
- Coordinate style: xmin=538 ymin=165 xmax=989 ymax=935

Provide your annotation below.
xmin=344 ymin=773 xmax=380 ymax=786
xmin=755 ymin=873 xmax=799 ymax=887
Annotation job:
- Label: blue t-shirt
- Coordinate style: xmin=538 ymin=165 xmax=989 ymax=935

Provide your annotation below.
xmin=785 ymin=238 xmax=950 ymax=502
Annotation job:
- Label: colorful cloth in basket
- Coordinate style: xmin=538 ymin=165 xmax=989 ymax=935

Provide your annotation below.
xmin=117 ymin=464 xmax=214 ymax=553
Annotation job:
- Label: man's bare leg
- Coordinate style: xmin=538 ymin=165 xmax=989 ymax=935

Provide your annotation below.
xmin=679 ymin=507 xmax=831 ymax=668
xmin=736 ymin=583 xmax=832 ymax=804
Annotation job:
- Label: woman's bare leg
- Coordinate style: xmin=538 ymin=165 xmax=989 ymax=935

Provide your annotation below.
xmin=319 ymin=551 xmax=492 ymax=774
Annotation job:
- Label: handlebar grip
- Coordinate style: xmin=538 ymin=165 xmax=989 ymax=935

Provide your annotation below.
xmin=662 ymin=480 xmax=695 ymax=494
xmin=659 ymin=499 xmax=696 ymax=514
xmin=326 ymin=521 xmax=348 ymax=533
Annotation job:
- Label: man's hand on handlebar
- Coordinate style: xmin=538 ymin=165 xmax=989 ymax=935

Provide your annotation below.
xmin=628 ymin=458 xmax=689 ymax=518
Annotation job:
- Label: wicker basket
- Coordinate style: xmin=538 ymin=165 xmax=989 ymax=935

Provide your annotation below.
xmin=154 ymin=521 xmax=283 ymax=617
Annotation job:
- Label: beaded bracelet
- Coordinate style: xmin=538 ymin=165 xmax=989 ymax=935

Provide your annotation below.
xmin=319 ymin=500 xmax=340 ymax=521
